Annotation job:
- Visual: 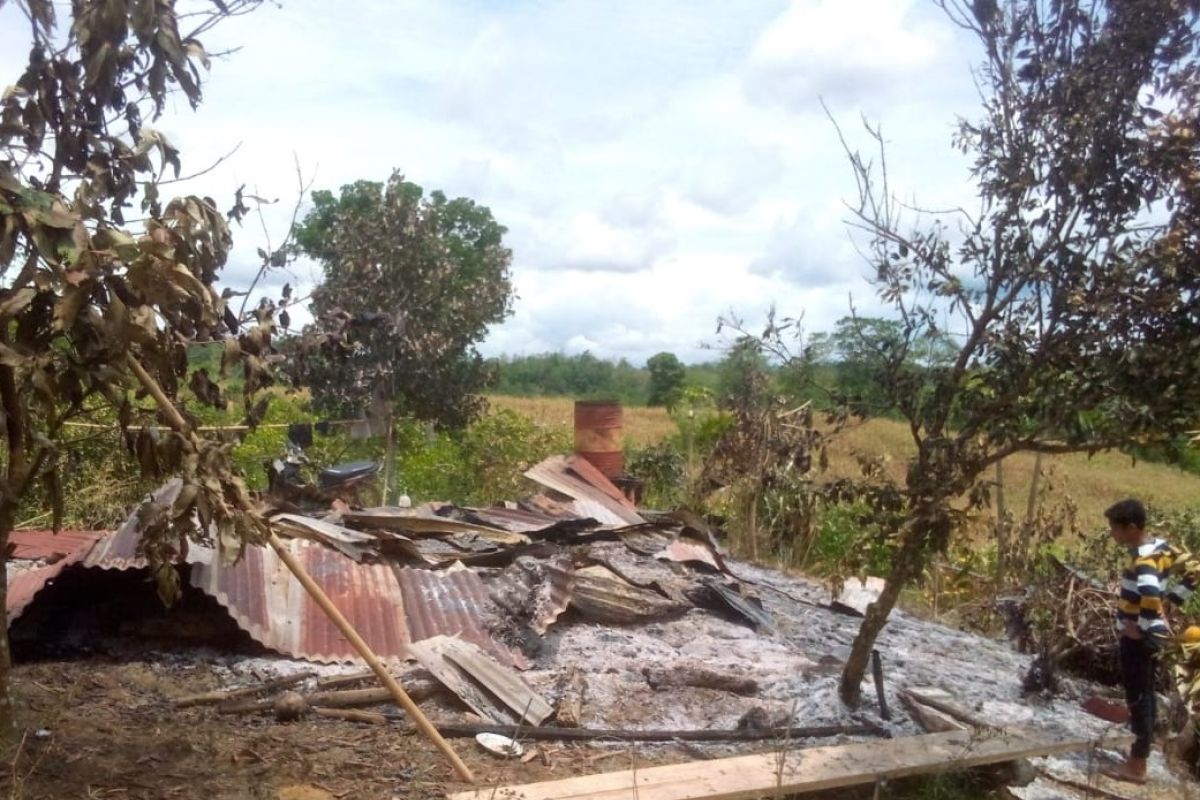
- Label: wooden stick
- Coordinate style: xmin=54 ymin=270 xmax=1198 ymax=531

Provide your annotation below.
xmin=314 ymin=708 xmax=389 ymax=725
xmin=218 ymin=682 xmax=445 ymax=715
xmin=900 ymin=688 xmax=994 ymax=730
xmin=124 ymin=353 xmax=474 ymax=783
xmin=267 ymin=532 xmax=475 ymax=783
xmin=174 ymin=671 xmax=314 ymax=708
xmin=315 ymin=670 xmax=375 ymax=690
xmin=871 ymin=650 xmax=891 ymax=721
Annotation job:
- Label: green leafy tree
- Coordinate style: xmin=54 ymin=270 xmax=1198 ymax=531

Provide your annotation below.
xmin=646 ymin=351 xmax=686 ymax=407
xmin=287 ymin=173 xmax=514 ymax=427
xmin=818 ymin=317 xmax=957 ymax=415
xmin=0 ymin=0 xmax=273 ymax=736
xmin=714 ymin=337 xmax=771 ymax=410
xmin=735 ymin=0 xmax=1200 ymax=706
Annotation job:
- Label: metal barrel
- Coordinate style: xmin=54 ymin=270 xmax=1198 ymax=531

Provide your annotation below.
xmin=573 ymin=400 xmax=624 ymax=479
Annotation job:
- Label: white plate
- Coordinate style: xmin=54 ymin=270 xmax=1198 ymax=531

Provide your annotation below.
xmin=475 ymin=732 xmax=524 ymax=758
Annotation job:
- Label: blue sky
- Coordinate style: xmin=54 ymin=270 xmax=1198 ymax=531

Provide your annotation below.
xmin=0 ymin=0 xmax=984 ymax=363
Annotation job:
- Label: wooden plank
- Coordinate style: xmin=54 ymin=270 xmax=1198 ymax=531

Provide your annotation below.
xmin=447 ymin=727 xmax=1133 ymax=800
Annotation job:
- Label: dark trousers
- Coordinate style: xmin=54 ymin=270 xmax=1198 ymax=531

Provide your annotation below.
xmin=1119 ymin=636 xmax=1157 ymax=759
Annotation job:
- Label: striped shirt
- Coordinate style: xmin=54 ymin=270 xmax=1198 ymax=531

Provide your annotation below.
xmin=1117 ymin=538 xmax=1200 ymax=636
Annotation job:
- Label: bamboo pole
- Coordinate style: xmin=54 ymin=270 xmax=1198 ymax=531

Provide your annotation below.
xmin=268 ymin=532 xmax=475 ymax=782
xmin=124 ymin=353 xmax=475 ymax=783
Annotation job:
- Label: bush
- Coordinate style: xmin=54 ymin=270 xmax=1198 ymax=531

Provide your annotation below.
xmin=627 ymin=442 xmax=687 ymax=509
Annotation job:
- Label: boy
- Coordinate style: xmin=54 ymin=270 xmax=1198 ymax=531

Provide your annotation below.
xmin=1103 ymin=498 xmax=1198 ymax=784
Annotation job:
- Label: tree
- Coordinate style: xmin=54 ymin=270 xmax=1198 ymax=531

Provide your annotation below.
xmin=646 ymin=351 xmax=686 ymax=407
xmin=286 ymin=173 xmax=514 ymax=429
xmin=0 ymin=0 xmax=274 ymax=736
xmin=715 ymin=337 xmax=772 ymax=410
xmin=815 ymin=317 xmax=957 ymax=415
xmin=737 ymin=0 xmax=1200 ymax=706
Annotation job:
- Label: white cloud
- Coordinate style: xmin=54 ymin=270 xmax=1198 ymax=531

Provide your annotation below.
xmin=0 ymin=0 xmax=986 ymax=364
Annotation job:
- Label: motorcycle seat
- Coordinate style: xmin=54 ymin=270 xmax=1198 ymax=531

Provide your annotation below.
xmin=318 ymin=460 xmax=380 ymax=488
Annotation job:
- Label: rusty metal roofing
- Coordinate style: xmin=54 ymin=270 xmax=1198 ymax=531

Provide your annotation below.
xmin=394 ymin=565 xmax=527 ymax=668
xmin=186 ymin=539 xmax=526 ymax=666
xmin=524 ymin=455 xmax=644 ymax=527
xmin=341 ymin=507 xmax=529 ymax=545
xmin=7 ymin=530 xmax=106 ymax=624
xmin=7 ymin=509 xmax=524 ymax=668
xmin=189 ymin=538 xmax=410 ymax=664
xmin=657 ymin=539 xmax=723 ymax=573
xmin=8 ymin=530 xmax=105 ymax=561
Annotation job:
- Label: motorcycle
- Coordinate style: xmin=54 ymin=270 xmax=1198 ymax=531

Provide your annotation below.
xmin=266 ymin=442 xmax=380 ymax=510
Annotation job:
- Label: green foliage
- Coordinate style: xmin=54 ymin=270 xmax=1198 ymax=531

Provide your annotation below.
xmin=626 ymin=442 xmax=687 ymax=509
xmin=804 ymin=500 xmax=895 ymax=577
xmin=646 ymin=352 xmax=686 ymax=407
xmin=286 ymin=172 xmax=514 ymax=428
xmin=714 ymin=337 xmax=771 ymax=410
xmin=489 ymin=352 xmax=650 ymax=404
xmin=381 ymin=408 xmax=571 ymax=506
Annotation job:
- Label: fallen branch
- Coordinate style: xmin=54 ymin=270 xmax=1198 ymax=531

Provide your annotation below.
xmin=314 ymin=708 xmax=389 ymax=725
xmin=643 ymin=666 xmax=759 ymax=697
xmin=217 ymin=681 xmax=444 ymax=715
xmin=315 ymin=670 xmax=375 ymax=691
xmin=174 ymin=672 xmax=315 ymax=708
xmin=901 ymin=687 xmax=995 ymax=730
xmin=899 ymin=693 xmax=967 ymax=733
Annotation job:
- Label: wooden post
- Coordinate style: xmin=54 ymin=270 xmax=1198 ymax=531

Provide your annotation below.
xmin=870 ymin=649 xmax=891 ymax=721
xmin=268 ymin=532 xmax=475 ymax=783
xmin=124 ymin=353 xmax=474 ymax=783
xmin=381 ymin=412 xmax=395 ymax=506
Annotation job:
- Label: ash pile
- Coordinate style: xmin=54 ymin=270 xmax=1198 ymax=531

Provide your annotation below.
xmin=6 ymin=454 xmax=1129 ymax=757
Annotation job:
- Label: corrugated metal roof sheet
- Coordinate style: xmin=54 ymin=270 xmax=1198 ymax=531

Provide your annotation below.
xmin=7 ymin=513 xmax=524 ymax=668
xmin=569 ymin=564 xmax=687 ymax=623
xmin=8 ymin=530 xmax=105 ymax=561
xmin=395 ymin=565 xmax=527 ymax=669
xmin=82 ymin=480 xmax=184 ymax=571
xmin=189 ymin=538 xmax=410 ymax=664
xmin=187 ymin=539 xmax=527 ymax=665
xmin=487 ymin=555 xmax=575 ymax=635
xmin=524 ymin=456 xmax=644 ymax=527
xmin=6 ymin=530 xmax=106 ymax=624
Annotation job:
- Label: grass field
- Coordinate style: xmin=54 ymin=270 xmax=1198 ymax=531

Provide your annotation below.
xmin=488 ymin=395 xmax=677 ymax=445
xmin=487 ymin=394 xmax=1200 ymax=526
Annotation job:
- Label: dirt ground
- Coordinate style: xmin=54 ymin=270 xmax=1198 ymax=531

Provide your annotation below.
xmin=0 ymin=654 xmax=701 ymax=800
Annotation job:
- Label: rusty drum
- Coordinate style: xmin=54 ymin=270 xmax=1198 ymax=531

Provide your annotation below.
xmin=573 ymin=400 xmax=624 ymax=479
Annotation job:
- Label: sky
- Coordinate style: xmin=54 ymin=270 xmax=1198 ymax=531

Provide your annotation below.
xmin=0 ymin=0 xmax=986 ymax=364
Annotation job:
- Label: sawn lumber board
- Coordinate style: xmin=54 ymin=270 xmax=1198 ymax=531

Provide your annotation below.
xmin=448 ymin=726 xmax=1133 ymax=800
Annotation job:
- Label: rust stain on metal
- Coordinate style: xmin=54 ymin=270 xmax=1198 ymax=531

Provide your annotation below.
xmin=525 ymin=455 xmax=643 ymax=527
xmin=189 ymin=538 xmax=408 ymax=664
xmin=7 ymin=530 xmax=106 ymax=624
xmin=396 ymin=566 xmax=527 ymax=669
xmin=656 ymin=539 xmax=722 ymax=573
xmin=8 ymin=530 xmax=105 ymax=561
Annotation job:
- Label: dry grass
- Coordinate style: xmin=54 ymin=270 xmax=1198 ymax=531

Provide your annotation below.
xmin=487 ymin=395 xmax=677 ymax=447
xmin=828 ymin=417 xmax=1200 ymax=528
xmin=488 ymin=395 xmax=1200 ymax=526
